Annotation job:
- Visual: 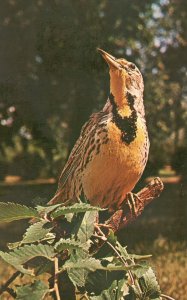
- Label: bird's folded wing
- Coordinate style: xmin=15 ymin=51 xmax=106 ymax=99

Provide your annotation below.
xmin=56 ymin=110 xmax=110 ymax=190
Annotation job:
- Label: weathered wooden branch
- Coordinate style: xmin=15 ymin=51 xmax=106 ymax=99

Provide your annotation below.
xmin=105 ymin=177 xmax=164 ymax=232
xmin=91 ymin=177 xmax=164 ymax=255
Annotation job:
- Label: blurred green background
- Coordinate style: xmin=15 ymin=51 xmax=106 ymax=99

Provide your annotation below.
xmin=0 ymin=0 xmax=187 ymax=179
xmin=0 ymin=1 xmax=186 ymax=299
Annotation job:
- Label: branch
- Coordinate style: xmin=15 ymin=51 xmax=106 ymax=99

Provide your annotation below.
xmin=91 ymin=177 xmax=164 ymax=255
xmin=0 ymin=270 xmax=20 ymax=297
xmin=105 ymin=177 xmax=164 ymax=232
xmin=54 ymin=257 xmax=61 ymax=300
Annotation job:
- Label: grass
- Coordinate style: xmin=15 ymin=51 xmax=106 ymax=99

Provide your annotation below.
xmin=131 ymin=239 xmax=187 ymax=300
xmin=153 ymin=247 xmax=187 ymax=300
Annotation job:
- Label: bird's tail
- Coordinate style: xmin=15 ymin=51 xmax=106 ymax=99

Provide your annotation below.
xmin=48 ymin=189 xmax=63 ymax=205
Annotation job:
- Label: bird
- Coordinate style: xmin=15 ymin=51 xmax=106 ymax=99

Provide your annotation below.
xmin=48 ymin=49 xmax=149 ymax=211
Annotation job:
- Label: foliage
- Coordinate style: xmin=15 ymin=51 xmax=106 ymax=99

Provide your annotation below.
xmin=0 ymin=201 xmax=163 ymax=299
xmin=0 ymin=202 xmax=39 ymax=223
xmin=0 ymin=1 xmax=186 ymax=178
xmin=16 ymin=281 xmax=49 ymax=300
xmin=171 ymin=145 xmax=187 ymax=178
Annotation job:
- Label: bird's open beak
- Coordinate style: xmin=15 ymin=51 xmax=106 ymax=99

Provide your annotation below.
xmin=97 ymin=48 xmax=121 ymax=69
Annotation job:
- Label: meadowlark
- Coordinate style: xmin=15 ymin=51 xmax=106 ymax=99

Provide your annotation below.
xmin=49 ymin=49 xmax=149 ymax=210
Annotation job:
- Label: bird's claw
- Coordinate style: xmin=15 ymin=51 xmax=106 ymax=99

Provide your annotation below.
xmin=126 ymin=192 xmax=142 ymax=218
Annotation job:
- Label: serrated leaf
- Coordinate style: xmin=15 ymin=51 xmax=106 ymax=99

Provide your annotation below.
xmin=66 ymin=252 xmax=90 ymax=287
xmin=127 ymin=285 xmax=140 ymax=300
xmin=16 ymin=280 xmax=49 ymax=300
xmin=86 ymin=268 xmax=127 ymax=297
xmin=0 ymin=202 xmax=39 ymax=223
xmin=89 ymin=278 xmax=128 ymax=300
xmin=64 ymin=257 xmax=102 ymax=272
xmin=115 ymin=242 xmax=130 ymax=260
xmin=22 ymin=221 xmax=54 ymax=244
xmin=139 ymin=267 xmax=161 ymax=299
xmin=64 ymin=258 xmax=130 ymax=272
xmin=74 ymin=211 xmax=98 ymax=243
xmin=131 ymin=261 xmax=149 ymax=278
xmin=55 ymin=238 xmax=85 ymax=253
xmin=34 ymin=260 xmax=54 ymax=276
xmin=65 ymin=212 xmax=74 ymax=222
xmin=51 ymin=203 xmax=104 ymax=219
xmin=8 ymin=222 xmax=55 ymax=249
xmin=8 ymin=241 xmax=22 ymax=250
xmin=66 ymin=256 xmax=116 ymax=288
xmin=0 ymin=244 xmax=55 ymax=274
xmin=36 ymin=203 xmax=61 ymax=214
xmin=8 ymin=222 xmax=54 ymax=249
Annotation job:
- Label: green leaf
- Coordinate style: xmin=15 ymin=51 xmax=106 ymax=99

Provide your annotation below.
xmin=55 ymin=238 xmax=85 ymax=253
xmin=0 ymin=202 xmax=39 ymax=223
xmin=0 ymin=244 xmax=55 ymax=274
xmin=64 ymin=259 xmax=130 ymax=272
xmin=16 ymin=280 xmax=49 ymax=300
xmin=85 ymin=268 xmax=127 ymax=297
xmin=107 ymin=229 xmax=117 ymax=245
xmin=127 ymin=285 xmax=140 ymax=300
xmin=89 ymin=278 xmax=128 ymax=300
xmin=8 ymin=241 xmax=22 ymax=250
xmin=36 ymin=203 xmax=61 ymax=214
xmin=66 ymin=252 xmax=90 ymax=287
xmin=51 ymin=203 xmax=104 ymax=219
xmin=66 ymin=255 xmax=128 ymax=289
xmin=22 ymin=221 xmax=54 ymax=244
xmin=115 ymin=242 xmax=130 ymax=260
xmin=64 ymin=212 xmax=74 ymax=222
xmin=139 ymin=267 xmax=161 ymax=299
xmin=74 ymin=211 xmax=98 ymax=243
xmin=131 ymin=254 xmax=152 ymax=260
xmin=8 ymin=221 xmax=55 ymax=249
xmin=63 ymin=257 xmax=102 ymax=272
xmin=131 ymin=261 xmax=149 ymax=278
xmin=34 ymin=260 xmax=54 ymax=276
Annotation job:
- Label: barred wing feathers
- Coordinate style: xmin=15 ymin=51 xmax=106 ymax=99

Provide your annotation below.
xmin=49 ymin=110 xmax=110 ymax=205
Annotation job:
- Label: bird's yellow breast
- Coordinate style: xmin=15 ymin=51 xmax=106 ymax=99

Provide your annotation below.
xmin=82 ymin=116 xmax=148 ymax=208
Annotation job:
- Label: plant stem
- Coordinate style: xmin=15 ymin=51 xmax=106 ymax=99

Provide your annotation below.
xmin=6 ymin=287 xmax=17 ymax=298
xmin=161 ymin=294 xmax=176 ymax=300
xmin=106 ymin=240 xmax=135 ymax=285
xmin=93 ymin=231 xmax=143 ymax=297
xmin=54 ymin=257 xmax=61 ymax=300
xmin=93 ymin=230 xmax=136 ymax=286
xmin=0 ymin=270 xmax=20 ymax=297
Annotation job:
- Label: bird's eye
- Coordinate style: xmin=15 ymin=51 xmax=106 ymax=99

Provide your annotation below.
xmin=129 ymin=63 xmax=136 ymax=70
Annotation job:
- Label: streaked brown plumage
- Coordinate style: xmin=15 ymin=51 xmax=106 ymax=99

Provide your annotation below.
xmin=49 ymin=49 xmax=149 ymax=210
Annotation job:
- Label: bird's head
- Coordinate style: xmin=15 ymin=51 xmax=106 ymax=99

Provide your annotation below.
xmin=98 ymin=48 xmax=144 ymax=117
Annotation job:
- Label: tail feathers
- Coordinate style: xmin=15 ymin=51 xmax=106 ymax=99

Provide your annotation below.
xmin=48 ymin=189 xmax=77 ymax=206
xmin=48 ymin=189 xmax=63 ymax=205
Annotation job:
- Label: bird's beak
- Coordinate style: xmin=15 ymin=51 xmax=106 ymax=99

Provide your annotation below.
xmin=97 ymin=48 xmax=121 ymax=69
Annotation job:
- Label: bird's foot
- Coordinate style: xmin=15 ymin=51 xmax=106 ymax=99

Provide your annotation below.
xmin=94 ymin=223 xmax=112 ymax=238
xmin=96 ymin=223 xmax=113 ymax=230
xmin=125 ymin=192 xmax=143 ymax=219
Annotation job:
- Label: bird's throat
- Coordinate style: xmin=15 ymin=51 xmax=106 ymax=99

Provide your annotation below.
xmin=109 ymin=92 xmax=138 ymax=144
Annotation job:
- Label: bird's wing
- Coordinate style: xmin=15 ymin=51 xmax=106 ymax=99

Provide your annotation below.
xmin=56 ymin=110 xmax=110 ymax=190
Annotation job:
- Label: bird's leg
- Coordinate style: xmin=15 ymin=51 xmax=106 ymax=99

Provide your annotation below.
xmin=125 ymin=192 xmax=144 ymax=219
xmin=94 ymin=222 xmax=113 ymax=235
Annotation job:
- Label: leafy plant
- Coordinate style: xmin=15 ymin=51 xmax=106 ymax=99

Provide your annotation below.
xmin=0 ymin=201 xmax=170 ymax=300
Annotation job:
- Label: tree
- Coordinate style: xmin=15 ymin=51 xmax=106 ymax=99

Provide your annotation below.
xmin=0 ymin=0 xmax=186 ymax=177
